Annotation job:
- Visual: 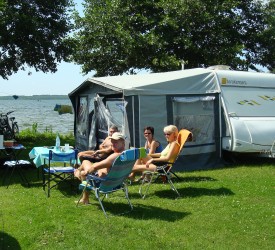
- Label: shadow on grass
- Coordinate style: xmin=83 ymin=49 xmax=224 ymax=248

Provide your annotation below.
xmin=56 ymin=180 xmax=80 ymax=197
xmin=223 ymin=151 xmax=275 ymax=167
xmin=0 ymin=167 xmax=80 ymax=198
xmin=0 ymin=165 xmax=37 ymax=188
xmin=154 ymin=187 xmax=234 ymax=199
xmin=130 ymin=204 xmax=190 ymax=221
xmin=35 ymin=176 xmax=80 ymax=197
xmin=98 ymin=202 xmax=190 ymax=221
xmin=0 ymin=231 xmax=21 ymax=250
xmin=178 ymin=176 xmax=217 ymax=182
xmin=128 ymin=175 xmax=218 ymax=199
xmin=129 ymin=175 xmax=217 ymax=187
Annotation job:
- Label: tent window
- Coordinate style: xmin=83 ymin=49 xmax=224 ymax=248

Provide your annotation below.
xmin=106 ymin=99 xmax=126 ymax=127
xmin=89 ymin=97 xmax=95 ymax=113
xmin=88 ymin=96 xmax=130 ymax=149
xmin=173 ymin=96 xmax=215 ymax=144
xmin=76 ymin=96 xmax=88 ymax=136
xmin=173 ymin=96 xmax=215 ymax=103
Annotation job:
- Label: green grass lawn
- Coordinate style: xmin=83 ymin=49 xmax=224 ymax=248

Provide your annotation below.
xmin=0 ymin=158 xmax=274 ymax=249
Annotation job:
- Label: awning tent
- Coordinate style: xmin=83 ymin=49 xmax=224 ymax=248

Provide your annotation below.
xmin=69 ymin=68 xmax=275 ymax=171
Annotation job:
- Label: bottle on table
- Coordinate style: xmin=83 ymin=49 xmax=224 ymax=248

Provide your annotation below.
xmin=55 ymin=133 xmax=60 ymax=151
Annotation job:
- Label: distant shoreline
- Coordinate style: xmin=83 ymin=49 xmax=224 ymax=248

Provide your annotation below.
xmin=0 ymin=95 xmax=69 ymax=100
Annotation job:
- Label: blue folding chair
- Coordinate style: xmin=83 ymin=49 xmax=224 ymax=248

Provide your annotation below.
xmin=43 ymin=149 xmax=78 ymax=197
xmin=77 ymin=148 xmax=146 ymax=217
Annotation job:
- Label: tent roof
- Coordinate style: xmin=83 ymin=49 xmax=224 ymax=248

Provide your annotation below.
xmin=69 ymin=68 xmax=275 ymax=97
xmin=69 ymin=68 xmax=220 ymax=96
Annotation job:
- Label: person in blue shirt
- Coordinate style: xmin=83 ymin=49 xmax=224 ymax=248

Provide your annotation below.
xmin=129 ymin=126 xmax=163 ymax=182
xmin=144 ymin=126 xmax=163 ymax=154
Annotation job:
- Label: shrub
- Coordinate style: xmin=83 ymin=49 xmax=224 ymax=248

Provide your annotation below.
xmin=18 ymin=124 xmax=75 ymax=149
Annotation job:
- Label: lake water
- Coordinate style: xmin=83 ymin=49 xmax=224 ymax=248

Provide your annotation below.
xmin=0 ymin=98 xmax=74 ymax=135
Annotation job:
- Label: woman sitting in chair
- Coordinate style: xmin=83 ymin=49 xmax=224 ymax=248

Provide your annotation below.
xmin=129 ymin=125 xmax=179 ymax=179
xmin=144 ymin=126 xmax=163 ymax=154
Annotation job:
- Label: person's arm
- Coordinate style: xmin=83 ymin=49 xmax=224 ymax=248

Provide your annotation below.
xmin=148 ymin=152 xmax=161 ymax=158
xmin=148 ymin=140 xmax=159 ymax=155
xmin=147 ymin=142 xmax=179 ymax=166
xmin=87 ymin=153 xmax=119 ymax=174
xmin=98 ymin=137 xmax=110 ymax=149
xmin=78 ymin=150 xmax=95 ymax=157
xmin=95 ymin=145 xmax=113 ymax=155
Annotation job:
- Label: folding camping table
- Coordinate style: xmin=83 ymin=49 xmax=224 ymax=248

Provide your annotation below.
xmin=0 ymin=144 xmax=30 ymax=188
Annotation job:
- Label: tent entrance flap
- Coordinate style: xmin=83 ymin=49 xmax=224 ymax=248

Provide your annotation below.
xmin=75 ymin=95 xmax=91 ymax=151
xmin=76 ymin=96 xmax=89 ymax=137
xmin=89 ymin=95 xmax=130 ymax=149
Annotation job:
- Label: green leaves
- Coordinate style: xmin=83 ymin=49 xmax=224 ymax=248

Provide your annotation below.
xmin=0 ymin=0 xmax=74 ymax=79
xmin=69 ymin=0 xmax=274 ymax=76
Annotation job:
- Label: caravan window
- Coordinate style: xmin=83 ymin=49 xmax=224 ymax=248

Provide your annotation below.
xmin=173 ymin=96 xmax=215 ymax=145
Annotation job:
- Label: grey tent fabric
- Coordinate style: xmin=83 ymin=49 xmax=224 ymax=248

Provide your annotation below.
xmin=69 ymin=68 xmax=275 ymax=170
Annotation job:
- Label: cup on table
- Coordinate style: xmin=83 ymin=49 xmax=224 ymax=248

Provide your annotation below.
xmin=64 ymin=143 xmax=70 ymax=151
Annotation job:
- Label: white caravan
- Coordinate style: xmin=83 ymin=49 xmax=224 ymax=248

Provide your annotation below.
xmin=217 ymin=70 xmax=275 ymax=157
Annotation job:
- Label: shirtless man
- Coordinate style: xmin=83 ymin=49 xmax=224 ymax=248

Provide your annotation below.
xmin=77 ymin=125 xmax=118 ymax=162
xmin=76 ymin=132 xmax=125 ymax=205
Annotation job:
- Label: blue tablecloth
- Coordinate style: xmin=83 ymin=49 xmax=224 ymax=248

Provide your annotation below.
xmin=29 ymin=147 xmax=75 ymax=168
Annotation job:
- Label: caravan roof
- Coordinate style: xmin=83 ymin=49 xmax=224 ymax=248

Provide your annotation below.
xmin=215 ymin=70 xmax=275 ymax=88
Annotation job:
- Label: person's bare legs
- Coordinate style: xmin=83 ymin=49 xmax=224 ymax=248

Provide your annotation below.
xmin=128 ymin=156 xmax=152 ymax=181
xmin=76 ymin=160 xmax=94 ymax=204
xmin=79 ymin=190 xmax=90 ymax=204
xmin=74 ymin=159 xmax=94 ymax=180
xmin=132 ymin=163 xmax=156 ymax=173
xmin=76 ymin=160 xmax=93 ymax=181
xmin=74 ymin=165 xmax=84 ymax=180
xmin=79 ymin=167 xmax=107 ymax=205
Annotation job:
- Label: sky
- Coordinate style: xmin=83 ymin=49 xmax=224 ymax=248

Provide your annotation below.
xmin=0 ymin=0 xmax=86 ymax=97
xmin=0 ymin=62 xmax=89 ymax=96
